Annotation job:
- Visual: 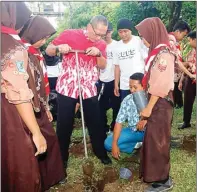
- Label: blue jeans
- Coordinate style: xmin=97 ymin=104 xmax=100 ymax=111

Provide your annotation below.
xmin=120 ymin=90 xmax=130 ymax=102
xmin=104 ymin=127 xmax=144 ymax=153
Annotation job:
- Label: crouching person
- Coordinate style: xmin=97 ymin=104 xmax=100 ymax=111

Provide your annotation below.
xmin=105 ymin=73 xmax=146 ymax=159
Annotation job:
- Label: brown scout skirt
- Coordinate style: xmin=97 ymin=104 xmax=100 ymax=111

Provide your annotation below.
xmin=140 ymin=94 xmax=173 ymax=183
xmin=2 ymin=94 xmax=41 ymax=192
xmin=2 ymin=94 xmax=65 ymax=191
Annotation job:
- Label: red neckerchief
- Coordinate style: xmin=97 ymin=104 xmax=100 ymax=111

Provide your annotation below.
xmin=142 ymin=43 xmax=170 ymax=89
xmin=43 ymin=66 xmax=50 ymax=96
xmin=1 ymin=25 xmax=23 ymax=43
xmin=21 ymin=39 xmax=44 ymax=61
xmin=1 ymin=25 xmax=18 ymax=34
xmin=21 ymin=38 xmax=50 ymax=96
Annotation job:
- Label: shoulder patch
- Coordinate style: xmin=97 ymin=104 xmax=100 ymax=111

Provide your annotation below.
xmin=15 ymin=60 xmax=26 ymax=73
xmin=158 ymin=58 xmax=167 ymax=72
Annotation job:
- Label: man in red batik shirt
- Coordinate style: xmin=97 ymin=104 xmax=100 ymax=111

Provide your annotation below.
xmin=46 ymin=16 xmax=112 ymax=175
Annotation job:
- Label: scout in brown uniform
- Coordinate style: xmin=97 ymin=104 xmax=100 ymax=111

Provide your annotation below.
xmin=136 ymin=17 xmax=175 ymax=192
xmin=178 ymin=31 xmax=196 ymax=129
xmin=1 ymin=2 xmax=44 ymax=191
xmin=169 ymin=21 xmax=191 ymax=109
xmin=2 ymin=3 xmax=65 ymax=191
xmin=19 ymin=15 xmax=66 ymax=190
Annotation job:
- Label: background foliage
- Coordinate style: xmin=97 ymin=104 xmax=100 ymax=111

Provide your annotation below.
xmin=43 ymin=1 xmax=196 ymax=55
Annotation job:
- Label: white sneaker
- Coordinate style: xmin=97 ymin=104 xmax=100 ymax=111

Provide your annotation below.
xmin=134 ymin=142 xmax=143 ymax=149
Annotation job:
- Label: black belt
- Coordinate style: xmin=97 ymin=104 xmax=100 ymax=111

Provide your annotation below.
xmin=164 ymin=96 xmax=174 ymax=107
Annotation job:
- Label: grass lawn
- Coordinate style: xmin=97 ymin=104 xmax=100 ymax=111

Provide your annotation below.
xmin=49 ymin=105 xmax=196 ymax=192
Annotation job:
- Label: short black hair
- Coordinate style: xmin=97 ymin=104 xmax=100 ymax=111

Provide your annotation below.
xmin=187 ymin=31 xmax=196 ymax=39
xmin=173 ymin=20 xmax=191 ymax=33
xmin=130 ymin=73 xmax=144 ymax=84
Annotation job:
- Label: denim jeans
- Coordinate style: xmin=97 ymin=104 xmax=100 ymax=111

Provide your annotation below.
xmin=104 ymin=127 xmax=144 ymax=153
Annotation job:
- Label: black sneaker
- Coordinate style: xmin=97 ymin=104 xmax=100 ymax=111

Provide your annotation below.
xmin=145 ymin=177 xmax=173 ymax=192
xmin=100 ymin=156 xmax=112 ymax=165
xmin=178 ymin=122 xmax=191 ymax=129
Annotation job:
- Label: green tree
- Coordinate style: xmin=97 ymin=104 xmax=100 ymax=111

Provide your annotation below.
xmin=42 ymin=2 xmax=196 ymax=50
xmin=181 ymin=1 xmax=196 ymax=30
xmin=166 ymin=2 xmax=182 ymax=32
xmin=114 ymin=1 xmax=160 ymax=37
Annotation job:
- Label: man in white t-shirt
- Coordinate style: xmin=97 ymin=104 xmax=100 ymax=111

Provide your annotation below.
xmin=98 ymin=22 xmax=121 ymax=132
xmin=114 ymin=18 xmax=148 ymax=101
xmin=43 ymin=52 xmax=62 ymax=90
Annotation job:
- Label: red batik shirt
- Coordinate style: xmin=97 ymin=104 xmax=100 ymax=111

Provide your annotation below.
xmin=52 ymin=29 xmax=106 ymax=99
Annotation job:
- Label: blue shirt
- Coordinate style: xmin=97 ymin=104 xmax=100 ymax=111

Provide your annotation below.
xmin=116 ymin=94 xmax=139 ymax=131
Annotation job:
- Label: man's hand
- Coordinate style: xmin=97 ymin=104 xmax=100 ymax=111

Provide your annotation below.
xmin=137 ymin=120 xmax=147 ymax=131
xmin=86 ymin=47 xmax=100 ymax=56
xmin=140 ymin=107 xmax=152 ymax=118
xmin=182 ymin=61 xmax=190 ymax=67
xmin=190 ymin=74 xmax=196 ymax=80
xmin=46 ymin=110 xmax=53 ymax=122
xmin=112 ymin=142 xmax=120 ymax=160
xmin=58 ymin=44 xmax=72 ymax=54
xmin=33 ymin=132 xmax=47 ymax=156
xmin=114 ymin=84 xmax=120 ymax=97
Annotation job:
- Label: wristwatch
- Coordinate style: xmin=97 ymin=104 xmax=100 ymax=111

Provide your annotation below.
xmin=97 ymin=51 xmax=102 ymax=57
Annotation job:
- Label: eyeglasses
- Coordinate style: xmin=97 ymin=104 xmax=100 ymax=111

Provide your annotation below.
xmin=90 ymin=23 xmax=106 ymax=39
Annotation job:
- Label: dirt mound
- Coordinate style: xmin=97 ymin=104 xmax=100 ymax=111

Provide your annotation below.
xmin=171 ymin=135 xmax=196 ymax=154
xmin=103 ymin=166 xmax=119 ymax=184
xmin=182 ymin=135 xmax=196 ymax=154
xmin=82 ymin=162 xmax=119 ymax=192
xmin=82 ymin=160 xmax=94 ymax=177
xmin=69 ymin=142 xmax=92 ymax=157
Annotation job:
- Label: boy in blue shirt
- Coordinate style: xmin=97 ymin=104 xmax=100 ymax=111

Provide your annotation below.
xmin=105 ymin=73 xmax=146 ymax=159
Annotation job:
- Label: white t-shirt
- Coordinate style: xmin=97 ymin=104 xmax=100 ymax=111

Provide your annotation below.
xmin=113 ymin=36 xmax=148 ymax=90
xmin=99 ymin=40 xmax=117 ymax=82
xmin=47 ymin=62 xmax=63 ymax=78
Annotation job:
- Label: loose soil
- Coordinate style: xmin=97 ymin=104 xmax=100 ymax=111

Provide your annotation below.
xmin=69 ymin=137 xmax=92 ymax=157
xmin=103 ymin=166 xmax=119 ymax=184
xmin=171 ymin=135 xmax=196 ymax=154
xmin=82 ymin=160 xmax=94 ymax=177
xmin=49 ymin=113 xmax=196 ymax=191
xmin=181 ymin=135 xmax=196 ymax=154
xmin=60 ymin=142 xmax=146 ymax=191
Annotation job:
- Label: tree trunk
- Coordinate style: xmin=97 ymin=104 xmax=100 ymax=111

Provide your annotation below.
xmin=167 ymin=2 xmax=182 ymax=32
xmin=68 ymin=2 xmax=73 ymax=28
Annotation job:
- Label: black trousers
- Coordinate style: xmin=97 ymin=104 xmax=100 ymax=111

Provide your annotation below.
xmin=97 ymin=80 xmax=121 ymax=131
xmin=48 ymin=77 xmax=58 ymax=91
xmin=183 ymin=77 xmax=196 ymax=124
xmin=56 ymin=93 xmax=108 ymax=163
xmin=173 ymin=81 xmax=183 ymax=108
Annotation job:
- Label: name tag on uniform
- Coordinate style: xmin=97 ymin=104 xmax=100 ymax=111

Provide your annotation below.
xmin=16 ymin=61 xmax=26 ymax=73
